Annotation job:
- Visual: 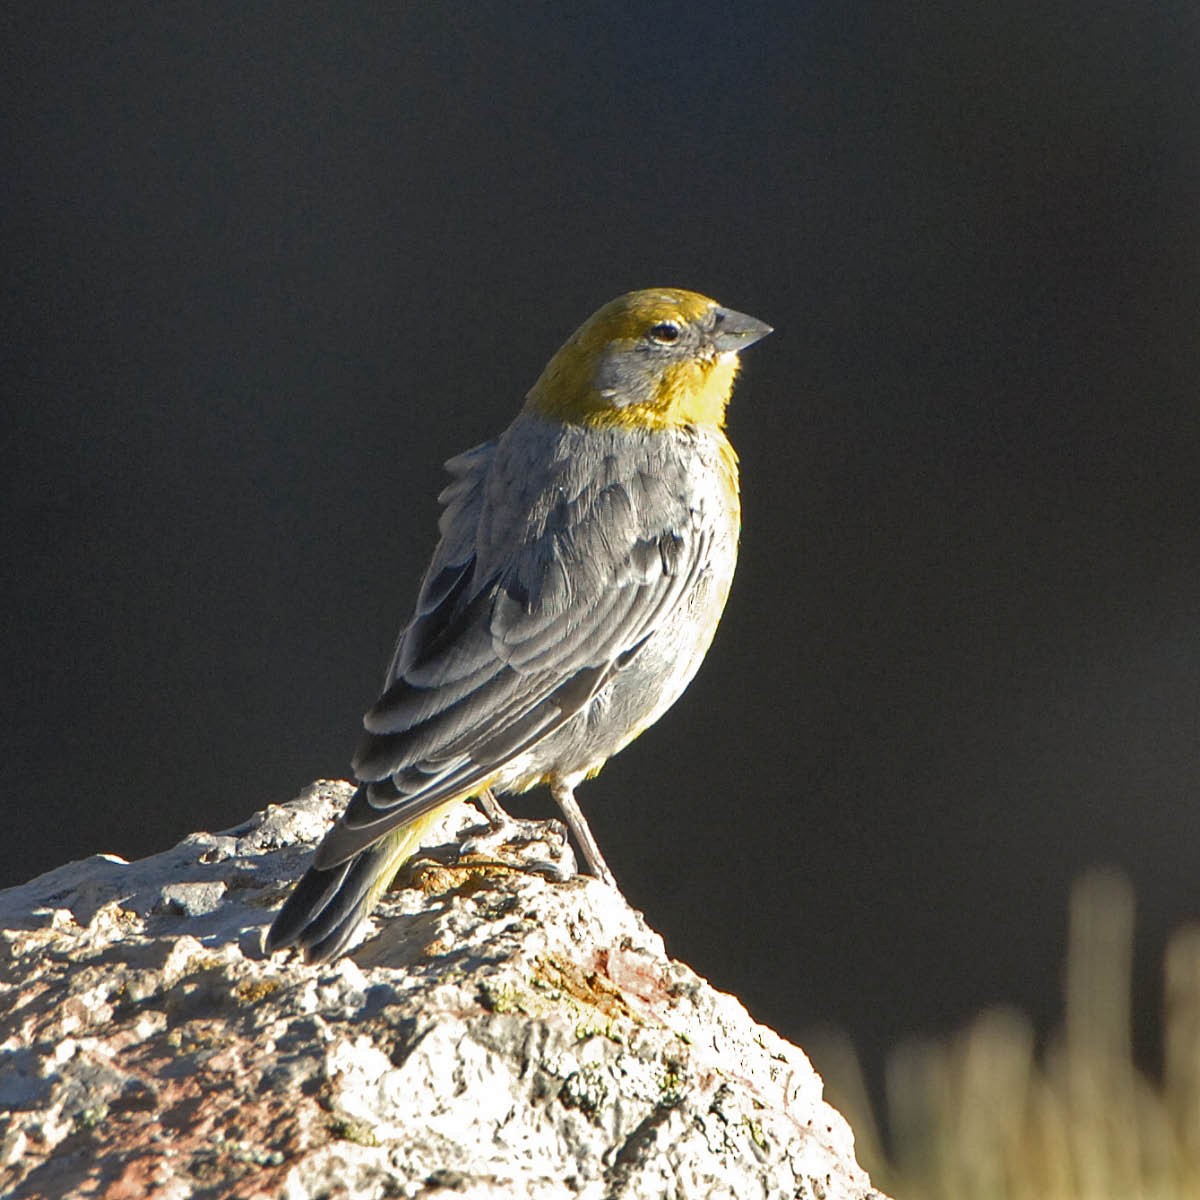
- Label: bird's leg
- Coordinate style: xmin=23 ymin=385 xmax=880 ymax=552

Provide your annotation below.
xmin=458 ymin=787 xmax=573 ymax=881
xmin=550 ymin=779 xmax=619 ymax=889
xmin=474 ymin=786 xmax=511 ymax=828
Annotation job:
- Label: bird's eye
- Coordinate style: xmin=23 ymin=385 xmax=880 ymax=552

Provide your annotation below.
xmin=648 ymin=321 xmax=681 ymax=345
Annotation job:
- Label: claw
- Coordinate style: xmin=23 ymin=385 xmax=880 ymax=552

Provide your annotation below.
xmin=454 ymin=810 xmax=576 ymax=882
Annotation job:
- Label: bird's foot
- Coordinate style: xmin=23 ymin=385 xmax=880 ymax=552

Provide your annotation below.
xmin=457 ymin=813 xmax=576 ymax=882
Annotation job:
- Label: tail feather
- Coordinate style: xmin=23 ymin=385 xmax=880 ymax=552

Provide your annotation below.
xmin=266 ymin=802 xmax=455 ymax=962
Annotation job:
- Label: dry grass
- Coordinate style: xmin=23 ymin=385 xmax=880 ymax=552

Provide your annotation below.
xmin=814 ymin=869 xmax=1200 ymax=1200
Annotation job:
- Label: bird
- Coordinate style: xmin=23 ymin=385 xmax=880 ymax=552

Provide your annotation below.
xmin=266 ymin=287 xmax=772 ymax=961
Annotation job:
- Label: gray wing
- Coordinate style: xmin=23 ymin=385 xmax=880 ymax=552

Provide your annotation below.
xmin=314 ymin=418 xmax=708 ymax=869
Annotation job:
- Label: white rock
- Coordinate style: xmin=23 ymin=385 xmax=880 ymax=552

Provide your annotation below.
xmin=0 ymin=781 xmax=888 ymax=1199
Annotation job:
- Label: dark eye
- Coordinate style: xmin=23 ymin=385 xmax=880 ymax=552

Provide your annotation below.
xmin=648 ymin=321 xmax=681 ymax=345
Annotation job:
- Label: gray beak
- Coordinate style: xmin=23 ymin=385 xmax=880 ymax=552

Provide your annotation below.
xmin=711 ymin=306 xmax=773 ymax=353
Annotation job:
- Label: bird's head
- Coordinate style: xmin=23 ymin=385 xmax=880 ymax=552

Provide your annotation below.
xmin=525 ymin=288 xmax=771 ymax=430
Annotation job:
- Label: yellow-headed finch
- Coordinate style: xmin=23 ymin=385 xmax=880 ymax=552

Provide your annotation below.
xmin=267 ymin=288 xmax=771 ymax=960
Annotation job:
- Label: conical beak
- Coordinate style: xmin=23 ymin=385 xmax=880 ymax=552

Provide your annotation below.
xmin=711 ymin=306 xmax=773 ymax=353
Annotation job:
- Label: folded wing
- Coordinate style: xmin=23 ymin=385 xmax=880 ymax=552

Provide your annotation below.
xmin=313 ymin=420 xmax=706 ymax=870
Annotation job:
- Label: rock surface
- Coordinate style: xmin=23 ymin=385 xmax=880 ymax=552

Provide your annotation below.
xmin=0 ymin=781 xmax=887 ymax=1200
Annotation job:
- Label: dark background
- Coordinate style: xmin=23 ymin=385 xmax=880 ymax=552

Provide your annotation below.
xmin=4 ymin=3 xmax=1198 ymax=1101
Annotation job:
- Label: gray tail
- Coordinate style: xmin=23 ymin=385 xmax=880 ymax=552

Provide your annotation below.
xmin=265 ymin=799 xmax=452 ymax=962
xmin=265 ymin=843 xmax=388 ymax=963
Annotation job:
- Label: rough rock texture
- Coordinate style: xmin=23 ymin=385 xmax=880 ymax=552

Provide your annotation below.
xmin=0 ymin=781 xmax=887 ymax=1200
